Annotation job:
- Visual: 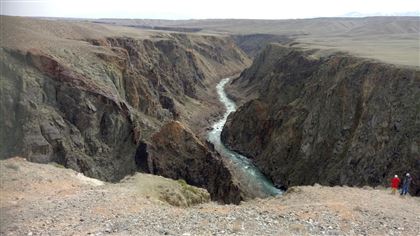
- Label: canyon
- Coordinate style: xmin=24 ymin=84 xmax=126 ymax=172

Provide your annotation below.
xmin=0 ymin=16 xmax=250 ymax=203
xmin=222 ymin=44 xmax=420 ymax=196
xmin=0 ymin=15 xmax=419 ymax=209
xmin=1 ymin=14 xmax=419 ymax=235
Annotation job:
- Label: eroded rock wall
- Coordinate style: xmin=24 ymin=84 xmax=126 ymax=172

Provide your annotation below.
xmin=138 ymin=121 xmax=243 ymax=203
xmin=0 ymin=31 xmax=250 ymax=192
xmin=222 ymin=44 xmax=420 ymax=195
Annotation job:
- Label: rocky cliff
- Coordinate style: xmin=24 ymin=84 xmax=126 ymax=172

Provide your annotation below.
xmin=139 ymin=121 xmax=243 ymax=203
xmin=222 ymin=44 xmax=420 ymax=195
xmin=0 ymin=16 xmax=250 ymax=202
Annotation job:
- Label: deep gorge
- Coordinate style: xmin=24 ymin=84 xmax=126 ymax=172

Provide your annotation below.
xmin=0 ymin=24 xmax=250 ymax=203
xmin=1 ymin=16 xmax=419 ymax=205
xmin=221 ymin=44 xmax=420 ymax=196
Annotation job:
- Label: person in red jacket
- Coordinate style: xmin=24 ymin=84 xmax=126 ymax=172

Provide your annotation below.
xmin=391 ymin=175 xmax=400 ymax=194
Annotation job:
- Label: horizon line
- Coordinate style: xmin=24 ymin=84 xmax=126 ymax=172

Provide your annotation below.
xmin=2 ymin=14 xmax=420 ymax=21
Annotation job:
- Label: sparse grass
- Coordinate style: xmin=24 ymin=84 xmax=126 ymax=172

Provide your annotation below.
xmin=156 ymin=179 xmax=210 ymax=207
xmin=177 ymin=179 xmax=204 ymax=196
xmin=126 ymin=174 xmax=210 ymax=207
xmin=159 ymin=188 xmax=188 ymax=207
xmin=176 ymin=179 xmax=210 ymax=206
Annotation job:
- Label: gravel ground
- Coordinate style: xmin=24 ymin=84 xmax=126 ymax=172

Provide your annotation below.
xmin=1 ymin=158 xmax=419 ymax=236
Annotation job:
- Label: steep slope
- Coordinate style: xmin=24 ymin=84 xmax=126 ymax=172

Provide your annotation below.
xmin=0 ymin=16 xmax=250 ymax=201
xmin=222 ymin=44 xmax=420 ymax=195
xmin=139 ymin=121 xmax=243 ymax=203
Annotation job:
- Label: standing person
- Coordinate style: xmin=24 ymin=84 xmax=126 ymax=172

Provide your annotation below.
xmin=391 ymin=175 xmax=400 ymax=194
xmin=400 ymin=173 xmax=412 ymax=196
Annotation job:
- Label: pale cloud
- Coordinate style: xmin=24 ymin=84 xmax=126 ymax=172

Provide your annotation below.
xmin=1 ymin=0 xmax=419 ymax=19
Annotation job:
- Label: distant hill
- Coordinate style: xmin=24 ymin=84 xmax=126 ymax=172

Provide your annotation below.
xmin=89 ymin=17 xmax=420 ymax=67
xmin=342 ymin=11 xmax=420 ymax=17
xmin=91 ymin=17 xmax=420 ymax=36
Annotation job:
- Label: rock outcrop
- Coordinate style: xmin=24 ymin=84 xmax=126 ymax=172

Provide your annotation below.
xmin=0 ymin=16 xmax=250 ymax=201
xmin=138 ymin=121 xmax=243 ymax=203
xmin=222 ymin=44 xmax=420 ymax=195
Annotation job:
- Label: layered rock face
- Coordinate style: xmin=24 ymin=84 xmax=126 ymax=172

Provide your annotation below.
xmin=0 ymin=16 xmax=250 ymax=202
xmin=222 ymin=44 xmax=420 ymax=195
xmin=137 ymin=121 xmax=242 ymax=203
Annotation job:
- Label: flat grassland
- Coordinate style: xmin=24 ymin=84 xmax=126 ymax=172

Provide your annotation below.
xmin=95 ymin=17 xmax=420 ymax=67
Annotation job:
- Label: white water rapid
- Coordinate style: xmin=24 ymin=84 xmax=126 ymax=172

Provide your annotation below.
xmin=207 ymin=78 xmax=282 ymax=198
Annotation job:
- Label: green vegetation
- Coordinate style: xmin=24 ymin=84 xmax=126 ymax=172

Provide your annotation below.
xmin=158 ymin=179 xmax=210 ymax=207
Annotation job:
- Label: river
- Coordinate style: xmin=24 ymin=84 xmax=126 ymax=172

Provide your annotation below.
xmin=207 ymin=78 xmax=282 ymax=198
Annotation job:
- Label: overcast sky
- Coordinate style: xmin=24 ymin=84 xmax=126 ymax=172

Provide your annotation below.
xmin=1 ymin=0 xmax=419 ymax=19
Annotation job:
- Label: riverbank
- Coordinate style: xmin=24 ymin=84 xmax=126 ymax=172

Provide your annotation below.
xmin=1 ymin=157 xmax=419 ymax=235
xmin=207 ymin=78 xmax=281 ymax=199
